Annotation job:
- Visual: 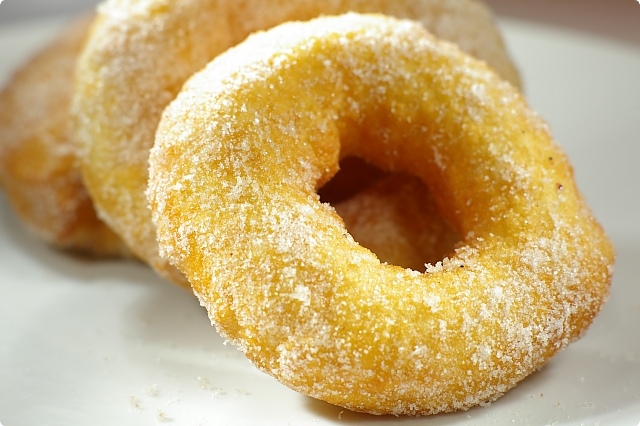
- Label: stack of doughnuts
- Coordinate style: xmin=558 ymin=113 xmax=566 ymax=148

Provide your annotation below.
xmin=2 ymin=0 xmax=520 ymax=278
xmin=0 ymin=0 xmax=613 ymax=417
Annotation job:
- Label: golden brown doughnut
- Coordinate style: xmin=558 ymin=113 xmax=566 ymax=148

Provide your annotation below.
xmin=0 ymin=15 xmax=127 ymax=256
xmin=73 ymin=0 xmax=521 ymax=284
xmin=147 ymin=14 xmax=614 ymax=415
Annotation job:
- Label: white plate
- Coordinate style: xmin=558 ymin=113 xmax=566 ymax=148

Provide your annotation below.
xmin=1 ymin=14 xmax=639 ymax=426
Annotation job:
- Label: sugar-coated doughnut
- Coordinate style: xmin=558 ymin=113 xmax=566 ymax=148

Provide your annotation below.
xmin=74 ymin=0 xmax=521 ymax=285
xmin=147 ymin=14 xmax=614 ymax=415
xmin=0 ymin=15 xmax=127 ymax=256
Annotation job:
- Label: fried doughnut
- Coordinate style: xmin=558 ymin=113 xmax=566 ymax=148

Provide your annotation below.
xmin=147 ymin=14 xmax=614 ymax=415
xmin=0 ymin=15 xmax=127 ymax=256
xmin=334 ymin=173 xmax=459 ymax=271
xmin=74 ymin=0 xmax=521 ymax=284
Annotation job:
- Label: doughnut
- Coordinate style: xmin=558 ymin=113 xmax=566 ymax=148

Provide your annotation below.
xmin=0 ymin=14 xmax=128 ymax=256
xmin=147 ymin=14 xmax=614 ymax=415
xmin=333 ymin=173 xmax=459 ymax=271
xmin=73 ymin=0 xmax=521 ymax=284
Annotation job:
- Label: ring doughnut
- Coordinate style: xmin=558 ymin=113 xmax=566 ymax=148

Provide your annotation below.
xmin=147 ymin=14 xmax=614 ymax=415
xmin=74 ymin=0 xmax=521 ymax=284
xmin=0 ymin=15 xmax=127 ymax=256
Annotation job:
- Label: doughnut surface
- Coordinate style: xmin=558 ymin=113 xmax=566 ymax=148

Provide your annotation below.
xmin=148 ymin=14 xmax=614 ymax=415
xmin=74 ymin=0 xmax=520 ymax=284
xmin=0 ymin=15 xmax=127 ymax=256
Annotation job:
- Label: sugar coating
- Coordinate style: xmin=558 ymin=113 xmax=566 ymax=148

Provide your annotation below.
xmin=147 ymin=14 xmax=614 ymax=415
xmin=73 ymin=0 xmax=521 ymax=285
xmin=0 ymin=14 xmax=127 ymax=256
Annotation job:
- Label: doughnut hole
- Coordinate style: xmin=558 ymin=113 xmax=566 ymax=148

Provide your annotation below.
xmin=319 ymin=157 xmax=460 ymax=271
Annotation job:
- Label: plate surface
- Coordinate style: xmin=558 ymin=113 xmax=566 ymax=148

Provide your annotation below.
xmin=0 ymin=13 xmax=639 ymax=426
